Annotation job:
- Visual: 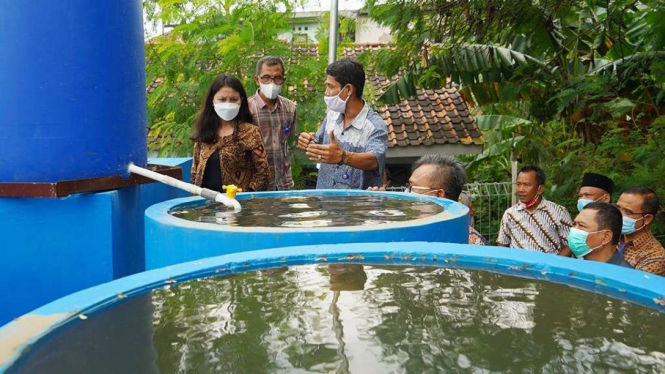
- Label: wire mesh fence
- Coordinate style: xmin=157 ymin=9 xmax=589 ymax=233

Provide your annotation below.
xmin=385 ymin=183 xmax=514 ymax=244
xmin=465 ymin=182 xmax=513 ymax=245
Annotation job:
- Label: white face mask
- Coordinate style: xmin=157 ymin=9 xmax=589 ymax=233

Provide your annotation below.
xmin=214 ymin=102 xmax=240 ymax=121
xmin=260 ymin=83 xmax=282 ymax=100
xmin=324 ymin=85 xmax=349 ymax=113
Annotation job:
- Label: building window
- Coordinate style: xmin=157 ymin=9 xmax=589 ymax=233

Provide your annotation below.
xmin=304 ymin=27 xmax=308 ymax=31
xmin=298 ymin=27 xmax=302 ymax=31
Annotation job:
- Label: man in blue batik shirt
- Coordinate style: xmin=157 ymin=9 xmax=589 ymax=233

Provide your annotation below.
xmin=297 ymin=58 xmax=388 ymax=189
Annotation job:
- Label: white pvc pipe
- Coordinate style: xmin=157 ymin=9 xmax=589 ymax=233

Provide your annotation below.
xmin=128 ymin=163 xmax=242 ymax=211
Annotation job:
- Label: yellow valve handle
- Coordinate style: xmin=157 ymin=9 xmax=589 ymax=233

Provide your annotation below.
xmin=222 ymin=184 xmax=242 ymax=198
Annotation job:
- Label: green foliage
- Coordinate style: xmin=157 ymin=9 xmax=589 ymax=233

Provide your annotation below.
xmin=143 ymin=0 xmax=665 ymax=246
xmin=367 ymin=0 xmax=665 ymax=244
xmin=314 ymin=11 xmax=357 ymax=58
xmin=144 ymin=1 xmax=384 ymax=187
xmin=468 ymin=110 xmax=573 ymax=179
xmin=144 ymin=0 xmax=344 ymax=187
xmin=145 ymin=0 xmax=301 ymax=156
xmin=468 ymin=113 xmax=665 ymax=244
xmin=367 ymin=0 xmax=664 ymax=131
xmin=545 ymin=116 xmax=665 ymax=241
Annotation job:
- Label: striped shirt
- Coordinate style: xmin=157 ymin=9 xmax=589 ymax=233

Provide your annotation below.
xmin=248 ymin=92 xmax=296 ymax=191
xmin=497 ymin=198 xmax=573 ymax=254
xmin=314 ymin=103 xmax=388 ymax=189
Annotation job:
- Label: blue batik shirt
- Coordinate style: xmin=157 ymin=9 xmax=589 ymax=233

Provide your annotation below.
xmin=315 ymin=103 xmax=388 ymax=189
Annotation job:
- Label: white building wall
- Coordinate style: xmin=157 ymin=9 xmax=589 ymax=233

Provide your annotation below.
xmin=278 ymin=12 xmax=393 ymax=44
xmin=355 ymin=17 xmax=392 ymax=43
xmin=279 ymin=21 xmax=320 ymax=42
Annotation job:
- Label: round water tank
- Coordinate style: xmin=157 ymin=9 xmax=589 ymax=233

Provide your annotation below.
xmin=145 ymin=190 xmax=470 ymax=270
xmin=1 ymin=242 xmax=664 ymax=372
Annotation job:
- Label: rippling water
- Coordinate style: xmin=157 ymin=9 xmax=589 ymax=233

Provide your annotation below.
xmin=169 ymin=195 xmax=444 ymax=227
xmin=10 ymin=266 xmax=665 ymax=373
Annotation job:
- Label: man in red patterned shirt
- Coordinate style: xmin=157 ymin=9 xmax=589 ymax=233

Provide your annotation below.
xmin=248 ymin=56 xmax=297 ymax=190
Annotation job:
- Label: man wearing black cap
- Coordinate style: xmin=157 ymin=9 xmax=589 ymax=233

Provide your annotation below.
xmin=577 ymin=172 xmax=614 ymax=212
xmin=560 ymin=173 xmax=616 ymax=257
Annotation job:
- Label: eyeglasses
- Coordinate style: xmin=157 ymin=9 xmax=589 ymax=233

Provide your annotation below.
xmin=406 ymin=183 xmax=439 ymax=195
xmin=612 ymin=204 xmax=645 ymax=217
xmin=259 ymin=75 xmax=285 ymax=85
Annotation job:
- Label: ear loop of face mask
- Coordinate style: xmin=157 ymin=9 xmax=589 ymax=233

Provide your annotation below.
xmin=405 ymin=187 xmax=440 ymax=196
xmin=524 ymin=186 xmax=543 ymax=208
xmin=623 ymin=214 xmax=652 ymax=235
xmin=577 ymin=193 xmax=609 ymax=211
xmin=588 ymin=230 xmax=612 ymax=254
xmin=584 ymin=235 xmax=610 ymax=259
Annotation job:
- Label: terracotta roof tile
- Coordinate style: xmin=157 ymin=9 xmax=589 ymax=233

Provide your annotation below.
xmin=377 ymin=85 xmax=483 ymax=149
xmin=146 ymin=78 xmax=164 ymax=95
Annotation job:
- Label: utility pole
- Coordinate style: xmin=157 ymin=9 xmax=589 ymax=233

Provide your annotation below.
xmin=328 ymin=0 xmax=339 ymax=65
xmin=511 ymin=145 xmax=517 ymax=206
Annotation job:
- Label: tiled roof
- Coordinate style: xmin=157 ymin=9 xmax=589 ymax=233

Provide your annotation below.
xmin=336 ymin=43 xmax=483 ymax=149
xmin=147 ymin=42 xmax=483 ymax=151
xmin=146 ymin=78 xmax=163 ymax=95
xmin=382 ymin=88 xmax=483 ymax=148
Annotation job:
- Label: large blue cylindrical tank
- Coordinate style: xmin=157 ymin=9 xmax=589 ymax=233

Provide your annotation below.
xmin=1 ymin=242 xmax=664 ymax=372
xmin=0 ymin=1 xmax=147 ymax=182
xmin=145 ymin=190 xmax=470 ymax=270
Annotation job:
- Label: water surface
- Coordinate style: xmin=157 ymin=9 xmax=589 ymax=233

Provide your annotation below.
xmin=10 ymin=265 xmax=665 ymax=373
xmin=170 ymin=195 xmax=444 ymax=227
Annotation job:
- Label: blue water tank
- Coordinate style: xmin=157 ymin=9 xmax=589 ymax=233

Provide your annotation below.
xmin=2 ymin=242 xmax=664 ymax=371
xmin=145 ymin=190 xmax=471 ymax=269
xmin=0 ymin=1 xmax=147 ymax=182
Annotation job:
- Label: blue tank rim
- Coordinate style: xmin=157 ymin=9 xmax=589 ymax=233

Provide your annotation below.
xmin=1 ymin=242 xmax=664 ymax=371
xmin=148 ymin=189 xmax=469 ymax=233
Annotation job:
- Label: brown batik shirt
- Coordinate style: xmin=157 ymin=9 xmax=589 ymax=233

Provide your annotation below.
xmin=248 ymin=92 xmax=296 ymax=191
xmin=623 ymin=229 xmax=665 ymax=276
xmin=191 ymin=122 xmax=270 ymax=192
xmin=497 ymin=198 xmax=573 ymax=254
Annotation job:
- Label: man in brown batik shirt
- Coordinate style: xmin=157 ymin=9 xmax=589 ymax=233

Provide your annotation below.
xmin=616 ymin=187 xmax=665 ymax=276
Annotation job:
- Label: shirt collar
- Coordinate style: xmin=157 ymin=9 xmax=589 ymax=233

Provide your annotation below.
xmin=606 ymin=248 xmax=624 ymax=265
xmin=335 ymin=102 xmax=369 ymax=130
xmin=516 ymin=196 xmax=549 ymax=211
xmin=254 ymin=90 xmax=281 ymax=110
xmin=624 ymin=227 xmax=654 ymax=246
